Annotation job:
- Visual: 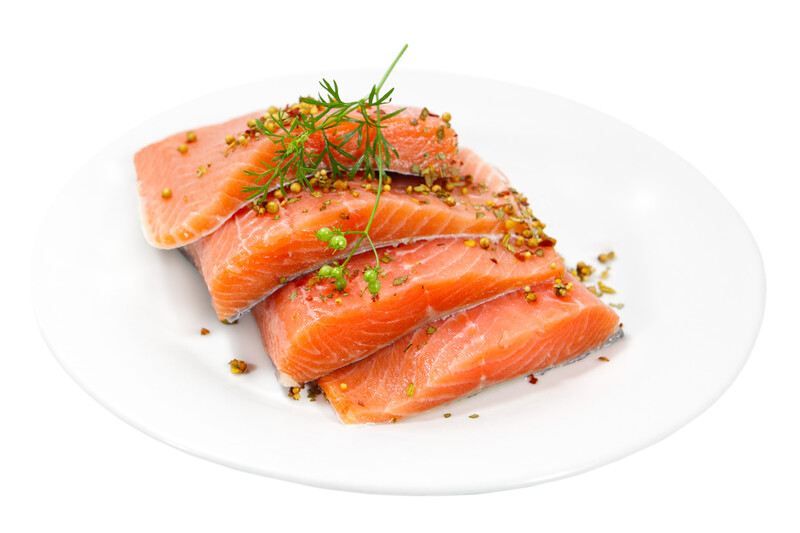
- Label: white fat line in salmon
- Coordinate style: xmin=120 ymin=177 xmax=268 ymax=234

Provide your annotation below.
xmin=136 ymin=167 xmax=462 ymax=249
xmin=179 ymin=232 xmax=518 ymax=322
xmin=347 ymin=326 xmax=625 ymax=426
xmin=271 ymin=256 xmax=570 ymax=388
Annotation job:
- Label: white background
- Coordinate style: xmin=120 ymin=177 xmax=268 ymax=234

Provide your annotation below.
xmin=2 ymin=1 xmax=797 ymax=531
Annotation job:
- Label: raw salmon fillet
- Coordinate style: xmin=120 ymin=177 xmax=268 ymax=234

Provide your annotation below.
xmin=135 ymin=107 xmax=457 ymax=249
xmin=319 ymin=275 xmax=620 ymax=424
xmin=183 ymin=148 xmax=517 ymax=320
xmin=253 ymin=239 xmax=564 ymax=385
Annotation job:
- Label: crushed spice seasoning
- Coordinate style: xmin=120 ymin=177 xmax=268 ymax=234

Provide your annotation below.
xmin=392 ymin=275 xmax=409 ymax=286
xmin=575 ymin=261 xmax=594 ymax=281
xmin=553 ymin=278 xmax=574 ymax=297
xmin=598 ymin=251 xmax=616 ymax=263
xmin=228 ymin=359 xmax=248 ymax=374
xmin=597 ymin=280 xmax=616 ymax=294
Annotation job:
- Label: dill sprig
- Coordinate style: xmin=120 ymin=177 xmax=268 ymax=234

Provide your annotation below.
xmin=242 ymin=44 xmax=409 ymax=296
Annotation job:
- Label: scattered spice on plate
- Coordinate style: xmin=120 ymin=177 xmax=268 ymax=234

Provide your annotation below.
xmin=575 ymin=261 xmax=594 ymax=281
xmin=199 ymin=327 xmax=210 ymax=336
xmin=598 ymin=356 xmax=610 ymax=362
xmin=468 ymin=413 xmax=480 ymax=419
xmin=527 ymin=374 xmax=538 ymax=384
xmin=228 ymin=359 xmax=248 ymax=374
xmin=597 ymin=250 xmax=616 ymax=263
xmin=443 ymin=412 xmax=452 ymax=419
xmin=288 ymin=386 xmax=302 ymax=400
xmin=597 ymin=280 xmax=616 ymax=294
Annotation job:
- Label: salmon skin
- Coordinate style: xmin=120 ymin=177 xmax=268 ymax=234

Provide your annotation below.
xmin=135 ymin=106 xmax=458 ymax=249
xmin=183 ymin=148 xmax=519 ymax=321
xmin=253 ymin=238 xmax=564 ymax=386
xmin=319 ymin=275 xmax=620 ymax=424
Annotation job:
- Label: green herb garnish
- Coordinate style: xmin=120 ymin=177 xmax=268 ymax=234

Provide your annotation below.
xmin=243 ymin=44 xmax=409 ymax=296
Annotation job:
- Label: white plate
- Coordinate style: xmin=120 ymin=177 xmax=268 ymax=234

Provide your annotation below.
xmin=33 ymin=71 xmax=765 ymax=495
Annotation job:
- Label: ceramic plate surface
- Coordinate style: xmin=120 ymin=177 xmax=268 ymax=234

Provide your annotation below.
xmin=33 ymin=71 xmax=765 ymax=494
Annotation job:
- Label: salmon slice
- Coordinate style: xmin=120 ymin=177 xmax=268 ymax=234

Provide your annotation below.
xmin=253 ymin=238 xmax=564 ymax=386
xmin=319 ymin=275 xmax=620 ymax=424
xmin=183 ymin=148 xmax=523 ymax=320
xmin=135 ymin=106 xmax=458 ymax=249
